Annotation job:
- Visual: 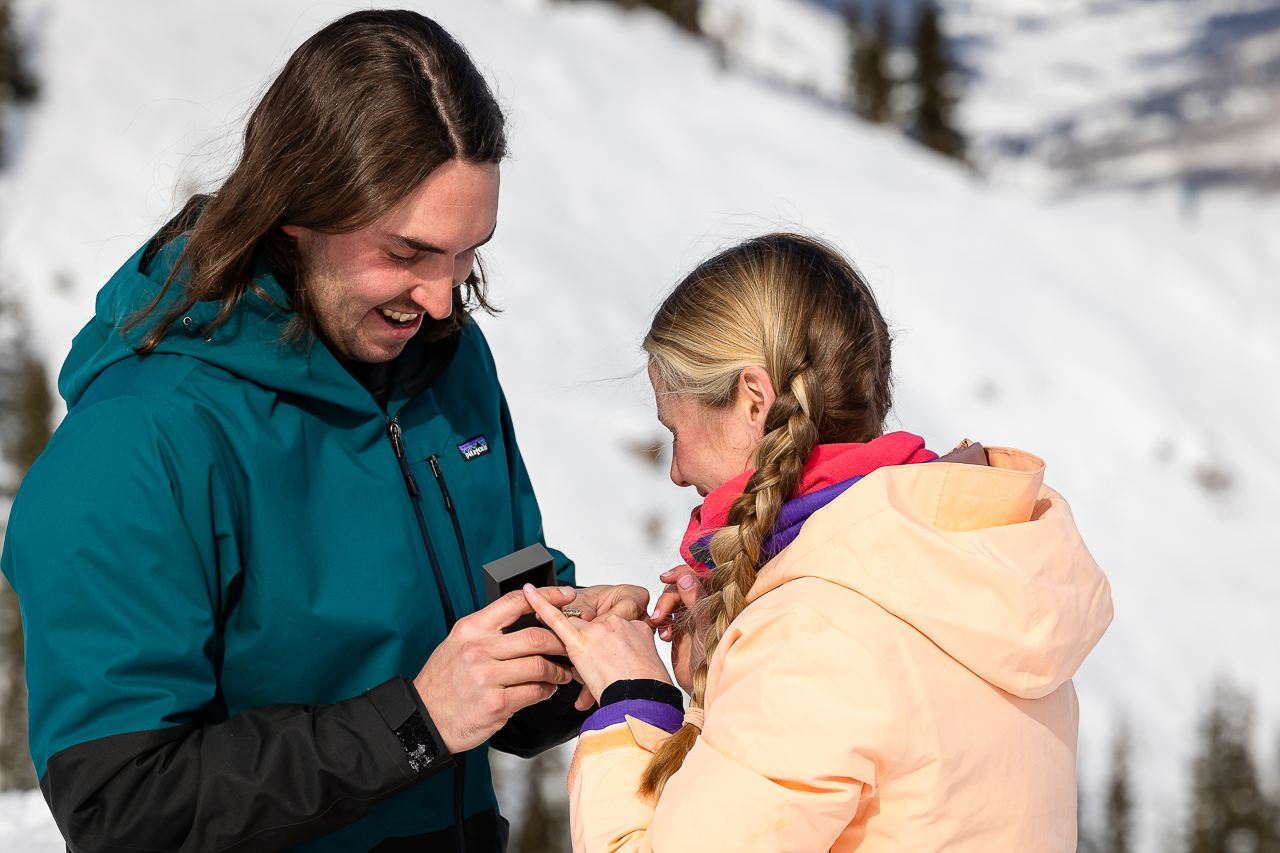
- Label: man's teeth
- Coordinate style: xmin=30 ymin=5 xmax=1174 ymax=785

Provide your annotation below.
xmin=379 ymin=309 xmax=419 ymax=323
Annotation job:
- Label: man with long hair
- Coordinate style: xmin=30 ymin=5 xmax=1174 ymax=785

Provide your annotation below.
xmin=1 ymin=11 xmax=643 ymax=852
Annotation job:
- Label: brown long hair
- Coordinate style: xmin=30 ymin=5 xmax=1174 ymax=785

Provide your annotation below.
xmin=640 ymin=233 xmax=893 ymax=800
xmin=128 ymin=10 xmax=507 ymax=354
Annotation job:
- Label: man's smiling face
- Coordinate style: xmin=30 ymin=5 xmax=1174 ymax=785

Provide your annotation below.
xmin=285 ymin=158 xmax=500 ymax=363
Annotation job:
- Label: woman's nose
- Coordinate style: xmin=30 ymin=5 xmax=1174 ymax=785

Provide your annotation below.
xmin=669 ymin=457 xmax=688 ymax=489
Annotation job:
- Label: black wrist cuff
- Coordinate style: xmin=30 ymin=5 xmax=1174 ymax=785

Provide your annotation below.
xmin=364 ymin=678 xmax=455 ymax=776
xmin=599 ymin=679 xmax=684 ymax=712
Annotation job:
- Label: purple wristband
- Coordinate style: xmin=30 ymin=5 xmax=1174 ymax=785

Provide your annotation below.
xmin=581 ymin=698 xmax=684 ymax=735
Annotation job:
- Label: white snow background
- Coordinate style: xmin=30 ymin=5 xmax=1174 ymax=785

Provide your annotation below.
xmin=2 ymin=1 xmax=1279 ymax=851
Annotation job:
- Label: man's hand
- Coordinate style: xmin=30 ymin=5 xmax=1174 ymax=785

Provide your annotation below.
xmin=413 ymin=586 xmax=577 ymax=754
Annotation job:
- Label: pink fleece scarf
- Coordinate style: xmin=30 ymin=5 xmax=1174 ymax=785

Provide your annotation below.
xmin=679 ymin=431 xmax=937 ymax=573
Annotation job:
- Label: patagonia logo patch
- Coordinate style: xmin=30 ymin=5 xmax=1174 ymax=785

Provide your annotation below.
xmin=457 ymin=436 xmax=491 ymax=462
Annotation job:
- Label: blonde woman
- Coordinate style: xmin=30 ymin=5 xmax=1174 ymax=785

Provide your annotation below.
xmin=525 ymin=233 xmax=1113 ymax=852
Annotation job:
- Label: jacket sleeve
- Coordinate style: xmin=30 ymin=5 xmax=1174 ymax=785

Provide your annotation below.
xmin=3 ymin=396 xmax=451 ymax=853
xmin=39 ymin=678 xmax=453 ymax=853
xmin=565 ymin=592 xmax=906 ymax=853
xmin=490 ymin=679 xmax=590 ymax=758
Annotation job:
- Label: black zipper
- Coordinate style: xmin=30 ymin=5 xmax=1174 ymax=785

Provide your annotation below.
xmin=428 ymin=455 xmax=482 ymax=611
xmin=386 ymin=414 xmax=457 ymax=629
xmin=387 ymin=416 xmax=469 ymax=852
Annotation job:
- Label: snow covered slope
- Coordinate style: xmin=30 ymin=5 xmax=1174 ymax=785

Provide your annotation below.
xmin=946 ymin=0 xmax=1280 ymax=190
xmin=2 ymin=0 xmax=1279 ymax=849
xmin=705 ymin=0 xmax=1280 ymax=190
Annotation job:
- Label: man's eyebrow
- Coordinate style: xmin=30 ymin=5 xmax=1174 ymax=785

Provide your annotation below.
xmin=390 ymin=224 xmax=497 ymax=254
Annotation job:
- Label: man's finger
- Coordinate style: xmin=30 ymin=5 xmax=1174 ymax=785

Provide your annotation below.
xmin=522 ymin=584 xmax=582 ymax=650
xmin=479 ymin=586 xmax=577 ymax=632
xmin=489 ymin=624 xmax=571 ymax=661
xmin=503 ymin=682 xmax=560 ymax=715
xmin=492 ymin=654 xmax=572 ymax=688
xmin=535 ymin=585 xmax=578 ymax=607
xmin=574 ymin=684 xmax=596 ymax=712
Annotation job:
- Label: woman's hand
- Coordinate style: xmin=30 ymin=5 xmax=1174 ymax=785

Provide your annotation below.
xmin=565 ymin=584 xmax=650 ymax=622
xmin=649 ymin=565 xmax=709 ymax=641
xmin=537 ymin=584 xmax=651 ymax=709
xmin=651 ymin=567 xmax=711 ymax=693
xmin=523 ymin=584 xmax=674 ymax=706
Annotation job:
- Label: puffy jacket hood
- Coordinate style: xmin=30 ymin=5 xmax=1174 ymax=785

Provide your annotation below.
xmin=58 ymin=233 xmax=452 ymax=414
xmin=746 ymin=446 xmax=1112 ymax=699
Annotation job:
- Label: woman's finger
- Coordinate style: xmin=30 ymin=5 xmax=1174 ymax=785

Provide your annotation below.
xmin=676 ymin=572 xmax=706 ymax=610
xmin=522 ymin=584 xmax=582 ymax=650
xmin=649 ymin=586 xmax=681 ymax=626
xmin=658 ymin=565 xmax=685 ymax=583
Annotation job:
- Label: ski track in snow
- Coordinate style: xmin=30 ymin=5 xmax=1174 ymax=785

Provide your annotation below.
xmin=2 ymin=1 xmax=1278 ymax=849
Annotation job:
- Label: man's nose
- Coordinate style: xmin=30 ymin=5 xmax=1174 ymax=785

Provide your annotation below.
xmin=409 ymin=273 xmax=455 ymax=321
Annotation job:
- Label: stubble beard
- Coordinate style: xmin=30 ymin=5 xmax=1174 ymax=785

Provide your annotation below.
xmin=297 ymin=234 xmax=402 ymax=365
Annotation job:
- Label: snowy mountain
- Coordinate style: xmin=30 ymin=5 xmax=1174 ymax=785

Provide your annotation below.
xmin=947 ymin=0 xmax=1280 ymax=190
xmin=706 ymin=0 xmax=1280 ymax=190
xmin=2 ymin=0 xmax=1279 ymax=850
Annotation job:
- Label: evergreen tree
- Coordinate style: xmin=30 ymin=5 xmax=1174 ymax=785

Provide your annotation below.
xmin=642 ymin=0 xmax=699 ymax=35
xmin=0 ymin=300 xmax=52 ymax=790
xmin=843 ymin=1 xmax=862 ymax=113
xmin=1102 ymin=723 xmax=1135 ymax=853
xmin=0 ymin=0 xmax=36 ymax=166
xmin=0 ymin=577 xmax=32 ymax=790
xmin=511 ymin=749 xmax=570 ymax=853
xmin=849 ymin=2 xmax=893 ymax=124
xmin=910 ymin=1 xmax=965 ymax=160
xmin=1079 ymin=766 xmax=1098 ymax=853
xmin=1184 ymin=683 xmax=1280 ymax=853
xmin=0 ymin=0 xmax=43 ymax=793
xmin=562 ymin=0 xmax=700 ymax=36
xmin=0 ymin=0 xmax=36 ymax=105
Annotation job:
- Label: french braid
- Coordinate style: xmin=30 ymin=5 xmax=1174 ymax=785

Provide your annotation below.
xmin=640 ymin=233 xmax=891 ymax=801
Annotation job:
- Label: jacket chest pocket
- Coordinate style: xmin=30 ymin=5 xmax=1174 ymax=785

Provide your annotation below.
xmin=406 ymin=434 xmax=517 ymax=601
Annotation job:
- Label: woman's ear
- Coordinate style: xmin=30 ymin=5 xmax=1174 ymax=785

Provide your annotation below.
xmin=737 ymin=366 xmax=775 ymax=438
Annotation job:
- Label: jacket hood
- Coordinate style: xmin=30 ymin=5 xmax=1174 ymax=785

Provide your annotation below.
xmin=746 ymin=446 xmax=1113 ymax=699
xmin=59 ymin=231 xmax=460 ymax=413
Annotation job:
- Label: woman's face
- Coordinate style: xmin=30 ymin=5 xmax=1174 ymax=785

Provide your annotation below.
xmin=649 ymin=363 xmax=763 ymax=497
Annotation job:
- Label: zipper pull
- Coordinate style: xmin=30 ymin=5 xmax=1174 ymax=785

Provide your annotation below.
xmin=427 ymin=456 xmax=455 ymax=512
xmin=387 ymin=421 xmax=421 ymax=498
xmin=387 ymin=422 xmax=406 ymax=459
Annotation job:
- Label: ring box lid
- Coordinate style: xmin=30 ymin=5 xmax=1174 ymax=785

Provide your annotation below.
xmin=482 ymin=543 xmax=557 ymax=605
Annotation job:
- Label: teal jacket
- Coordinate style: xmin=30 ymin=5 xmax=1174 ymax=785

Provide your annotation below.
xmin=2 ymin=226 xmax=584 ymax=852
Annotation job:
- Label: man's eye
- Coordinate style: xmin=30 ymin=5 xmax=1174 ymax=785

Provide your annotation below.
xmin=388 ymin=251 xmax=416 ymax=263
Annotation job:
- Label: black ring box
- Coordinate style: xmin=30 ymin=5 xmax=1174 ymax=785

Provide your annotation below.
xmin=482 ymin=543 xmax=571 ymax=665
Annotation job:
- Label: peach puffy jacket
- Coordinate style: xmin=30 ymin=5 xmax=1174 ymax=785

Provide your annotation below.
xmin=567 ymin=446 xmax=1113 ymax=852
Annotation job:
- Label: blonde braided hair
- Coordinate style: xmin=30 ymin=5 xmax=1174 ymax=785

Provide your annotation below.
xmin=639 ymin=234 xmax=891 ymax=801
